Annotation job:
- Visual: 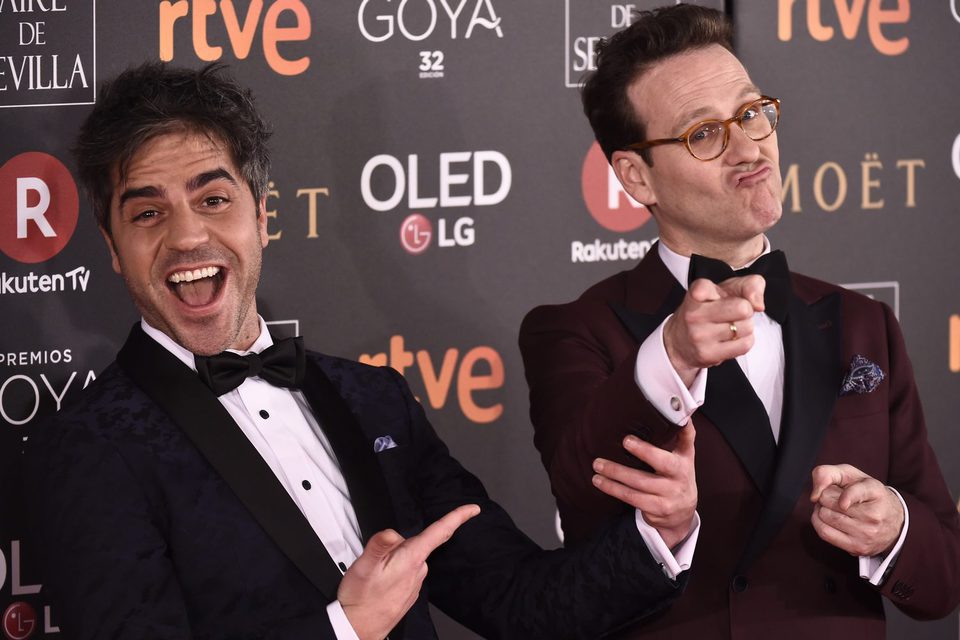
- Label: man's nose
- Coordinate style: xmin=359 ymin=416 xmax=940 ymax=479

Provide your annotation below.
xmin=724 ymin=123 xmax=762 ymax=165
xmin=164 ymin=206 xmax=210 ymax=251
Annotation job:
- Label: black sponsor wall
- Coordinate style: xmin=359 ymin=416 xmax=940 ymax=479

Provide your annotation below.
xmin=0 ymin=1 xmax=956 ymax=638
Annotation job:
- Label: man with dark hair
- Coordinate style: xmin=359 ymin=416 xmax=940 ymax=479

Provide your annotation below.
xmin=520 ymin=4 xmax=960 ymax=638
xmin=26 ymin=62 xmax=694 ymax=640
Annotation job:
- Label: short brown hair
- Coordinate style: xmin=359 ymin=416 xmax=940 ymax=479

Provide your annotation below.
xmin=581 ymin=4 xmax=733 ymax=164
xmin=74 ymin=63 xmax=272 ymax=235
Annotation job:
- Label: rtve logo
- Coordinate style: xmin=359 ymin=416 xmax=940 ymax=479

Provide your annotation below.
xmin=581 ymin=141 xmax=649 ymax=233
xmin=359 ymin=335 xmax=504 ymax=424
xmin=777 ymin=0 xmax=910 ymax=56
xmin=159 ymin=0 xmax=311 ymax=76
xmin=361 ymin=151 xmax=511 ymax=253
xmin=0 ymin=152 xmax=79 ymax=264
xmin=357 ymin=0 xmax=503 ymax=42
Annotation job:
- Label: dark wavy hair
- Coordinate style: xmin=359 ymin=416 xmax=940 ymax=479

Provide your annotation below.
xmin=74 ymin=62 xmax=272 ymax=235
xmin=581 ymin=4 xmax=733 ymax=165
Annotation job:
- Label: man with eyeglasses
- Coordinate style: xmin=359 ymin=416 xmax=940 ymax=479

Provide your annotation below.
xmin=519 ymin=5 xmax=960 ymax=638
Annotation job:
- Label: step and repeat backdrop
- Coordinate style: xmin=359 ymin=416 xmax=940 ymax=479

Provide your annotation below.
xmin=1 ymin=1 xmax=957 ymax=638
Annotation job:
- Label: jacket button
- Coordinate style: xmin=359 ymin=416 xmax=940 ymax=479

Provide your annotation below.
xmin=731 ymin=575 xmax=749 ymax=593
xmin=824 ymin=576 xmax=837 ymax=594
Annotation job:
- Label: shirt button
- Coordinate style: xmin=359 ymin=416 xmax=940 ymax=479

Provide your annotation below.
xmin=302 ymin=480 xmax=311 ymax=490
xmin=670 ymin=396 xmax=681 ymax=411
xmin=259 ymin=409 xmax=270 ymax=419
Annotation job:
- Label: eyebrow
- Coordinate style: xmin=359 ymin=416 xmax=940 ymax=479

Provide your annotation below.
xmin=674 ymin=84 xmax=762 ymax=131
xmin=117 ymin=168 xmax=239 ymax=209
xmin=187 ymin=168 xmax=239 ymax=192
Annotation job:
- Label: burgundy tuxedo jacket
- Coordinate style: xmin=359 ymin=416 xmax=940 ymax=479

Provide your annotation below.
xmin=519 ymin=248 xmax=960 ymax=639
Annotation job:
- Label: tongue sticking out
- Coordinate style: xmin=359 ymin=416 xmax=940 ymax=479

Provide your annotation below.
xmin=174 ymin=277 xmax=219 ymax=307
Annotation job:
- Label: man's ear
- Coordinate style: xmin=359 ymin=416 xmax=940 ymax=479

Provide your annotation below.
xmin=611 ymin=150 xmax=657 ymax=207
xmin=99 ymin=225 xmax=121 ymax=274
xmin=257 ymin=196 xmax=269 ymax=248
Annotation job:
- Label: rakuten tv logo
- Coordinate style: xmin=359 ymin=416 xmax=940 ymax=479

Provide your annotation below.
xmin=361 ymin=151 xmax=510 ymax=254
xmin=0 ymin=153 xmax=79 ymax=264
xmin=581 ymin=142 xmax=649 ymax=232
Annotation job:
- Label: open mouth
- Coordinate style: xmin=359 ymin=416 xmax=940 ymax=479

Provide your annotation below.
xmin=167 ymin=266 xmax=225 ymax=307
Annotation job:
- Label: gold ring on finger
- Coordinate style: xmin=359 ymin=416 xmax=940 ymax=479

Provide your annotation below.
xmin=729 ymin=322 xmax=738 ymax=340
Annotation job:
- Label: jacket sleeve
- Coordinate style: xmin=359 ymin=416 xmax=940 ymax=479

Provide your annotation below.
xmin=381 ymin=367 xmax=686 ymax=640
xmin=518 ymin=303 xmax=681 ymax=543
xmin=872 ymin=303 xmax=960 ymax=618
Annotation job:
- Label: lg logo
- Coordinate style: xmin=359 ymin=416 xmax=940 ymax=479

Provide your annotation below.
xmin=2 ymin=603 xmax=36 ymax=640
xmin=400 ymin=214 xmax=432 ymax=254
xmin=0 ymin=152 xmax=79 ymax=264
xmin=362 ymin=151 xmax=509 ymax=253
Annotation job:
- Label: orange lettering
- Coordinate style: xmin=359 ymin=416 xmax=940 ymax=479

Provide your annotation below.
xmin=457 ymin=347 xmax=504 ymax=424
xmin=417 ymin=348 xmax=459 ymax=409
xmin=358 ymin=352 xmax=387 ymax=367
xmin=778 ymin=0 xmax=798 ymax=40
xmin=868 ymin=0 xmax=910 ymax=56
xmin=388 ymin=335 xmax=414 ymax=377
xmin=263 ymin=0 xmax=311 ymax=76
xmin=158 ymin=0 xmax=189 ymax=61
xmin=221 ymin=0 xmax=264 ymax=59
xmin=808 ymin=0 xmax=834 ymax=41
xmin=950 ymin=315 xmax=960 ymax=373
xmin=192 ymin=0 xmax=221 ymax=61
xmin=834 ymin=0 xmax=867 ymax=39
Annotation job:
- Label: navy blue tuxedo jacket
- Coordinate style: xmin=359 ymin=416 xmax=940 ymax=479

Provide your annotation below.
xmin=27 ymin=325 xmax=684 ymax=640
xmin=520 ymin=248 xmax=960 ymax=639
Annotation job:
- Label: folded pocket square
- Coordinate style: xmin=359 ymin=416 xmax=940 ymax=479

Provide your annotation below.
xmin=840 ymin=355 xmax=885 ymax=396
xmin=373 ymin=435 xmax=398 ymax=452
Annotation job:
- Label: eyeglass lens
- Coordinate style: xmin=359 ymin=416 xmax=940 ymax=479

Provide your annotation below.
xmin=688 ymin=100 xmax=778 ymax=160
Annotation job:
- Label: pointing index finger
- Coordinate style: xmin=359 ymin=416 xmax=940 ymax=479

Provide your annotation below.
xmin=404 ymin=504 xmax=480 ymax=562
xmin=719 ymin=275 xmax=766 ymax=312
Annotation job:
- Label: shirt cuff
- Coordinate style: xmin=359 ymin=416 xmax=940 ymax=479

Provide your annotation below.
xmin=858 ymin=487 xmax=909 ymax=586
xmin=635 ymin=315 xmax=707 ymax=425
xmin=327 ymin=601 xmax=361 ymax=640
xmin=634 ymin=510 xmax=701 ymax=580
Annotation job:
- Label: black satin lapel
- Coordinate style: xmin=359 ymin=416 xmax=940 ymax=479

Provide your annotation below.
xmin=300 ymin=359 xmax=397 ymax=542
xmin=610 ymin=283 xmax=685 ymax=344
xmin=736 ymin=293 xmax=842 ymax=573
xmin=116 ymin=325 xmax=343 ymax=601
xmin=700 ymin=360 xmax=777 ymax=494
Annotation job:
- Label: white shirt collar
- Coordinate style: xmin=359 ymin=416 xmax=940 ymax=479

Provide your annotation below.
xmin=140 ymin=316 xmax=275 ymax=373
xmin=657 ymin=236 xmax=772 ymax=291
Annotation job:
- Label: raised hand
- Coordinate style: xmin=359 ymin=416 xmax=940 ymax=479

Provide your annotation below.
xmin=338 ymin=504 xmax=480 ymax=640
xmin=664 ymin=275 xmax=766 ymax=387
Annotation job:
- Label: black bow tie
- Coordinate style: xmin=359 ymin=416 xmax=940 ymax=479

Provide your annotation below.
xmin=195 ymin=337 xmax=306 ymax=396
xmin=688 ymin=250 xmax=791 ymax=323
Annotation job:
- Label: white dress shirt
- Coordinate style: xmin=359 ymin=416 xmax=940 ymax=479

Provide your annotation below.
xmin=142 ymin=318 xmax=361 ymax=640
xmin=633 ymin=240 xmax=907 ymax=585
